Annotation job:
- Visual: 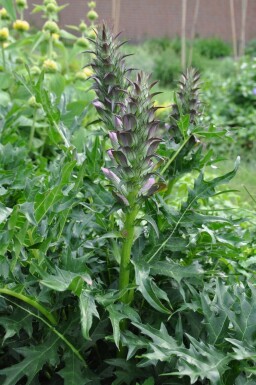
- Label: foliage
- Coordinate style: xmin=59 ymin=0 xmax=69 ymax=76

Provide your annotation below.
xmin=245 ymin=39 xmax=256 ymax=57
xmin=0 ymin=3 xmax=255 ymax=385
xmin=193 ymin=37 xmax=231 ymax=59
xmin=125 ymin=37 xmax=232 ymax=87
xmin=203 ymin=57 xmax=256 ymax=157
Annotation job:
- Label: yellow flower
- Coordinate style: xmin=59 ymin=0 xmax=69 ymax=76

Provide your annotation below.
xmin=28 ymin=96 xmax=41 ymax=109
xmin=43 ymin=59 xmax=58 ymax=73
xmin=75 ymin=67 xmax=93 ymax=80
xmin=0 ymin=27 xmax=9 ymax=42
xmin=52 ymin=33 xmax=60 ymax=41
xmin=13 ymin=20 xmax=30 ymax=32
xmin=0 ymin=8 xmax=9 ymax=20
xmin=154 ymin=101 xmax=170 ymax=117
xmin=87 ymin=28 xmax=97 ymax=39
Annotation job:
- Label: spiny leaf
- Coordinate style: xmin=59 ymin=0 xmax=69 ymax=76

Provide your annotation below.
xmin=0 ymin=336 xmax=60 ymax=385
xmin=107 ymin=303 xmax=140 ymax=348
xmin=79 ymin=290 xmax=99 ymax=340
xmin=58 ymin=354 xmax=90 ymax=385
xmin=151 ymin=260 xmax=203 ymax=284
xmin=133 ymin=260 xmax=171 ymax=314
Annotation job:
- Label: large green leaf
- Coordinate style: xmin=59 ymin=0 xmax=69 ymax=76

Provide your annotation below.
xmin=107 ymin=303 xmax=140 ymax=348
xmin=34 ymin=160 xmax=76 ymax=223
xmin=182 ymin=157 xmax=240 ymax=212
xmin=0 ymin=337 xmax=60 ymax=385
xmin=0 ymin=308 xmax=32 ymax=344
xmin=41 ymin=267 xmax=91 ymax=296
xmin=132 ymin=322 xmax=178 ymax=351
xmin=58 ymin=355 xmax=90 ymax=385
xmin=168 ymin=335 xmax=230 ymax=385
xmin=133 ymin=260 xmax=171 ymax=314
xmin=79 ymin=290 xmax=99 ymax=340
xmin=151 ymin=259 xmax=203 ymax=284
xmin=200 ymin=290 xmax=230 ymax=345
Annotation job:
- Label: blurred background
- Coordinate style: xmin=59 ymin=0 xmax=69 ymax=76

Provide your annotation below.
xmin=23 ymin=0 xmax=256 ymax=197
xmin=26 ymin=0 xmax=256 ymax=45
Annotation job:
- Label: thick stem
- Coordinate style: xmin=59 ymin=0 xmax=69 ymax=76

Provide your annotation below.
xmin=119 ymin=202 xmax=138 ymax=304
xmin=117 ymin=197 xmax=138 ymax=358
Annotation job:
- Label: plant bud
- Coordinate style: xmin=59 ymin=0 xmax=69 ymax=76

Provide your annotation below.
xmin=76 ymin=37 xmax=89 ymax=48
xmin=88 ymin=1 xmax=96 ymax=9
xmin=0 ymin=27 xmax=9 ymax=42
xmin=43 ymin=20 xmax=59 ymax=34
xmin=16 ymin=0 xmax=27 ymax=8
xmin=0 ymin=8 xmax=9 ymax=20
xmin=79 ymin=21 xmax=87 ymax=32
xmin=87 ymin=28 xmax=97 ymax=39
xmin=28 ymin=96 xmax=41 ymax=109
xmin=31 ymin=66 xmax=41 ymax=75
xmin=43 ymin=0 xmax=57 ymax=5
xmin=13 ymin=20 xmax=30 ymax=32
xmin=43 ymin=59 xmax=58 ymax=73
xmin=75 ymin=67 xmax=93 ymax=80
xmin=87 ymin=10 xmax=98 ymax=21
xmin=46 ymin=3 xmax=58 ymax=13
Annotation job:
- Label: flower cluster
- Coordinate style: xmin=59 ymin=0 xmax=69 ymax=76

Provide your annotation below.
xmin=170 ymin=68 xmax=201 ymax=142
xmin=89 ymin=24 xmax=131 ymax=131
xmin=90 ymin=24 xmax=163 ymax=207
xmin=13 ymin=19 xmax=30 ymax=32
xmin=0 ymin=27 xmax=9 ymax=42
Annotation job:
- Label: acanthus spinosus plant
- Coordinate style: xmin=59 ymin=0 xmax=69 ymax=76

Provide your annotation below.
xmin=1 ymin=19 xmax=250 ymax=385
xmin=89 ymin=24 xmax=165 ymax=305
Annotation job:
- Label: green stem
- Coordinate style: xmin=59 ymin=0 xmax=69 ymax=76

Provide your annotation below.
xmin=119 ymin=203 xmax=138 ymax=305
xmin=164 ymin=177 xmax=178 ymax=197
xmin=160 ymin=136 xmax=191 ymax=175
xmin=29 ymin=110 xmax=37 ymax=151
xmin=117 ymin=193 xmax=139 ymax=357
xmin=48 ymin=34 xmax=53 ymax=58
xmin=1 ymin=44 xmax=6 ymax=71
xmin=0 ymin=288 xmax=57 ymax=325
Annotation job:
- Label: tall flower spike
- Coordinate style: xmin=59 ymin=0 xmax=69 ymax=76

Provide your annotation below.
xmin=169 ymin=68 xmax=201 ymax=142
xmin=88 ymin=23 xmax=132 ymax=133
xmin=90 ymin=25 xmax=164 ymax=207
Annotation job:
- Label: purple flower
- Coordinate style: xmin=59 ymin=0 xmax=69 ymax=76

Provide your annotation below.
xmin=140 ymin=177 xmax=156 ymax=195
xmin=253 ymin=88 xmax=256 ymax=96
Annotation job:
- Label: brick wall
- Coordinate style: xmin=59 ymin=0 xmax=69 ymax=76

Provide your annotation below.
xmin=26 ymin=0 xmax=256 ymax=43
